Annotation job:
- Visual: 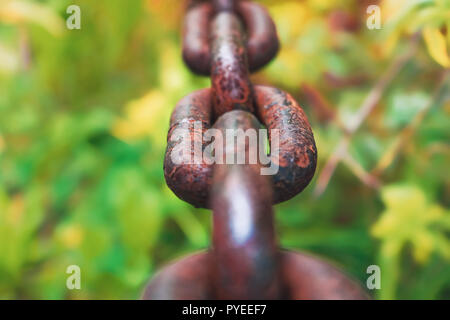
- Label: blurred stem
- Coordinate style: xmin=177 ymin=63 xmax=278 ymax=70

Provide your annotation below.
xmin=314 ymin=137 xmax=349 ymax=197
xmin=372 ymin=70 xmax=450 ymax=175
xmin=19 ymin=25 xmax=31 ymax=71
xmin=346 ymin=34 xmax=420 ymax=134
xmin=342 ymin=152 xmax=381 ymax=190
xmin=378 ymin=242 xmax=401 ymax=300
xmin=314 ymin=34 xmax=420 ymax=197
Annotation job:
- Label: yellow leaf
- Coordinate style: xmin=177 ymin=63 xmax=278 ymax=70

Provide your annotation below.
xmin=448 ymin=22 xmax=450 ymax=45
xmin=380 ymin=31 xmax=400 ymax=58
xmin=412 ymin=232 xmax=433 ymax=263
xmin=372 ymin=184 xmax=450 ymax=264
xmin=270 ymin=2 xmax=308 ymax=41
xmin=0 ymin=43 xmax=19 ymax=73
xmin=0 ymin=0 xmax=64 ymax=36
xmin=423 ymin=26 xmax=450 ymax=68
xmin=308 ymin=0 xmax=336 ymax=11
xmin=381 ymin=0 xmax=411 ymax=22
xmin=112 ymin=90 xmax=169 ymax=143
xmin=6 ymin=194 xmax=24 ymax=226
xmin=0 ymin=132 xmax=4 ymax=153
xmin=57 ymin=224 xmax=84 ymax=249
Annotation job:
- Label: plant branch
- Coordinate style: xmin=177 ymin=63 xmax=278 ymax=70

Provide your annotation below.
xmin=372 ymin=69 xmax=449 ymax=175
xmin=313 ymin=34 xmax=420 ymax=197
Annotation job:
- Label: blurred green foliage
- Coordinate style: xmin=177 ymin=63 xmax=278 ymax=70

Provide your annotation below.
xmin=0 ymin=0 xmax=449 ymax=299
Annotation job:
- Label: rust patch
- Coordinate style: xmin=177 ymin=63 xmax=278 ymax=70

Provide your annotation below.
xmin=254 ymin=85 xmax=317 ymax=203
xmin=182 ymin=1 xmax=279 ymax=75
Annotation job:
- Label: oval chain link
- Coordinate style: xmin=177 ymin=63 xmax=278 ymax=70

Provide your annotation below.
xmin=143 ymin=0 xmax=368 ymax=300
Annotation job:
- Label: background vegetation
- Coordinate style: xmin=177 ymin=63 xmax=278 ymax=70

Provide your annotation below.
xmin=0 ymin=0 xmax=449 ymax=299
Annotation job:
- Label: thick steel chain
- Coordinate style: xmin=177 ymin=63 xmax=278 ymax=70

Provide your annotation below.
xmin=142 ymin=0 xmax=369 ymax=300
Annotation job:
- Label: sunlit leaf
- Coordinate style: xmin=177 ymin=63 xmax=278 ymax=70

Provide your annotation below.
xmin=0 ymin=43 xmax=19 ymax=73
xmin=423 ymin=26 xmax=450 ymax=67
xmin=0 ymin=0 xmax=64 ymax=36
xmin=372 ymin=184 xmax=450 ymax=299
xmin=112 ymin=90 xmax=168 ymax=143
xmin=372 ymin=184 xmax=450 ymax=264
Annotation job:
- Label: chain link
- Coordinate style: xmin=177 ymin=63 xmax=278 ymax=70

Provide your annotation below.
xmin=142 ymin=0 xmax=369 ymax=300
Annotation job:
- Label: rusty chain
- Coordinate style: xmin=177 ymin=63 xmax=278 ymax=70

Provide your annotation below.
xmin=142 ymin=0 xmax=369 ymax=300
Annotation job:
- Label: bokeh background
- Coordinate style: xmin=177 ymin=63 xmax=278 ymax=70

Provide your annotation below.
xmin=0 ymin=0 xmax=449 ymax=299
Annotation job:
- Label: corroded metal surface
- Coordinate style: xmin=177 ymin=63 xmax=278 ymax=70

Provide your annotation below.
xmin=238 ymin=1 xmax=279 ymax=72
xmin=281 ymin=251 xmax=370 ymax=300
xmin=146 ymin=0 xmax=368 ymax=300
xmin=141 ymin=251 xmax=369 ymax=300
xmin=163 ymin=89 xmax=213 ymax=208
xmin=182 ymin=3 xmax=212 ymax=75
xmin=210 ymin=11 xmax=254 ymax=117
xmin=211 ymin=110 xmax=281 ymax=299
xmin=182 ymin=1 xmax=279 ymax=75
xmin=142 ymin=252 xmax=213 ymax=300
xmin=213 ymin=0 xmax=235 ymax=12
xmin=163 ymin=86 xmax=317 ymax=208
xmin=254 ymin=86 xmax=317 ymax=204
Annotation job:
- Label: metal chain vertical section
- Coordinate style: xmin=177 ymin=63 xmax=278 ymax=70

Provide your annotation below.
xmin=142 ymin=0 xmax=369 ymax=300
